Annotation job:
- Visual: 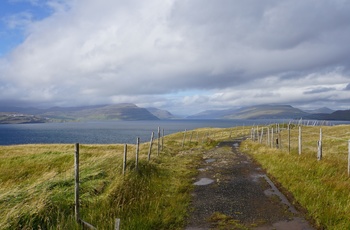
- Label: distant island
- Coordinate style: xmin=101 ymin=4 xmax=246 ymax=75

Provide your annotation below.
xmin=0 ymin=103 xmax=349 ymax=124
xmin=0 ymin=103 xmax=176 ymax=124
xmin=188 ymin=104 xmax=350 ymax=121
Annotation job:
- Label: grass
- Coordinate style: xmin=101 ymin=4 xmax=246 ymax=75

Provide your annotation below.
xmin=241 ymin=124 xmax=350 ymax=230
xmin=0 ymin=126 xmax=249 ymax=229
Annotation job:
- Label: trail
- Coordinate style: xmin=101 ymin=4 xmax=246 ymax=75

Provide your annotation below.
xmin=185 ymin=138 xmax=315 ymax=230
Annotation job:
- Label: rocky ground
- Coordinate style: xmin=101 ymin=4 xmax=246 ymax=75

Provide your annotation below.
xmin=185 ymin=138 xmax=315 ymax=230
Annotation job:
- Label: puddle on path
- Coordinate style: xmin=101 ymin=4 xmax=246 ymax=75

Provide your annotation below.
xmin=194 ymin=178 xmax=214 ymax=186
xmin=205 ymin=158 xmax=216 ymax=163
xmin=251 ymin=173 xmax=297 ymax=214
xmin=255 ymin=217 xmax=314 ymax=230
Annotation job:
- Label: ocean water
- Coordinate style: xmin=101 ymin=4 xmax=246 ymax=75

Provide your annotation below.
xmin=0 ymin=119 xmax=347 ymax=145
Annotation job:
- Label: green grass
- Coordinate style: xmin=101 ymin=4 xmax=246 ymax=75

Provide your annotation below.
xmin=241 ymin=124 xmax=350 ymax=230
xmin=0 ymin=126 xmax=249 ymax=229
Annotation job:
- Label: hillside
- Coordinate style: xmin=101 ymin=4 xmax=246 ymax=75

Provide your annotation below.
xmin=307 ymin=109 xmax=350 ymax=121
xmin=40 ymin=104 xmax=159 ymax=121
xmin=188 ymin=104 xmax=308 ymax=119
xmin=0 ymin=103 xmax=160 ymax=123
xmin=0 ymin=112 xmax=47 ymax=124
xmin=146 ymin=107 xmax=177 ymax=119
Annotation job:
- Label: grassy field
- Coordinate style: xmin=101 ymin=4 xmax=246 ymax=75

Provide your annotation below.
xmin=0 ymin=126 xmax=249 ymax=229
xmin=241 ymin=124 xmax=350 ymax=230
xmin=3 ymin=124 xmax=349 ymax=229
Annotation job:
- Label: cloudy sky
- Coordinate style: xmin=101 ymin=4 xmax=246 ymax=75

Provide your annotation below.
xmin=1 ymin=0 xmax=350 ymax=115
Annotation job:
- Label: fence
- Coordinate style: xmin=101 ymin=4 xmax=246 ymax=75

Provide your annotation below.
xmin=250 ymin=122 xmax=350 ymax=176
xmin=72 ymin=126 xmax=250 ymax=229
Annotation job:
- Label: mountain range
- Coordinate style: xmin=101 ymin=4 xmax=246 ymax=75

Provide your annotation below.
xmin=0 ymin=103 xmax=176 ymax=124
xmin=188 ymin=104 xmax=350 ymax=121
xmin=0 ymin=103 xmax=349 ymax=124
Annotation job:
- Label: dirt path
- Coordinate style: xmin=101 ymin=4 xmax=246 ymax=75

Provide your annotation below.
xmin=185 ymin=138 xmax=315 ymax=230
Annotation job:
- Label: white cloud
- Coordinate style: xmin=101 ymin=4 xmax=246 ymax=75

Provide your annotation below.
xmin=1 ymin=0 xmax=350 ymax=114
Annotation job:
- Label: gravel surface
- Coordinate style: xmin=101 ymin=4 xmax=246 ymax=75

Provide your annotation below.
xmin=185 ymin=138 xmax=315 ymax=230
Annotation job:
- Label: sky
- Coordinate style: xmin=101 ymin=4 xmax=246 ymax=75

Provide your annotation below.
xmin=1 ymin=0 xmax=350 ymax=116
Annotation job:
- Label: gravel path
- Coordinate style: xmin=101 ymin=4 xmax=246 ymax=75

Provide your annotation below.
xmin=185 ymin=138 xmax=315 ymax=230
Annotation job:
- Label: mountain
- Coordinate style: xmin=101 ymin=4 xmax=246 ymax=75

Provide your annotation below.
xmin=0 ymin=103 xmax=159 ymax=123
xmin=307 ymin=109 xmax=350 ymax=121
xmin=146 ymin=107 xmax=177 ymax=119
xmin=304 ymin=107 xmax=334 ymax=114
xmin=188 ymin=104 xmax=308 ymax=119
xmin=187 ymin=108 xmax=239 ymax=119
xmin=0 ymin=112 xmax=47 ymax=124
xmin=40 ymin=104 xmax=159 ymax=121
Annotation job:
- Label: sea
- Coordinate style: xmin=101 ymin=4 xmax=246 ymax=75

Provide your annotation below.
xmin=0 ymin=119 xmax=349 ymax=145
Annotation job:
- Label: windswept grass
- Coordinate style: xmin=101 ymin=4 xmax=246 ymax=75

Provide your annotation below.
xmin=0 ymin=126 xmax=248 ymax=229
xmin=241 ymin=125 xmax=350 ymax=230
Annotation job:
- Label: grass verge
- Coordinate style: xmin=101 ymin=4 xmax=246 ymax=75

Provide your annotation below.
xmin=241 ymin=125 xmax=350 ymax=230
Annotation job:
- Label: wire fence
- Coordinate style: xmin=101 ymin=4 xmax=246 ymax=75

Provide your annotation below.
xmin=249 ymin=122 xmax=350 ymax=176
xmin=73 ymin=125 xmax=251 ymax=229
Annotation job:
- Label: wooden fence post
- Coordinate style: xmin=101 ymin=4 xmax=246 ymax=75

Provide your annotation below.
xmin=278 ymin=128 xmax=282 ymax=149
xmin=298 ymin=126 xmax=302 ymax=155
xmin=148 ymin=132 xmax=154 ymax=161
xmin=182 ymin=129 xmax=187 ymax=148
xmin=162 ymin=128 xmax=164 ymax=151
xmin=115 ymin=218 xmax=120 ymax=230
xmin=157 ymin=127 xmax=160 ymax=156
xmin=74 ymin=143 xmax=80 ymax=222
xmin=123 ymin=144 xmax=127 ymax=175
xmin=348 ymin=140 xmax=350 ymax=176
xmin=135 ymin=137 xmax=139 ymax=171
xmin=189 ymin=131 xmax=193 ymax=144
xmin=267 ymin=127 xmax=270 ymax=146
xmin=317 ymin=128 xmax=322 ymax=161
xmin=271 ymin=128 xmax=274 ymax=148
xmin=288 ymin=124 xmax=291 ymax=154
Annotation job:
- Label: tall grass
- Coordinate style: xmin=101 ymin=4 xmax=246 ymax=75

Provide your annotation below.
xmin=241 ymin=124 xmax=350 ymax=230
xmin=0 ymin=126 xmax=249 ymax=229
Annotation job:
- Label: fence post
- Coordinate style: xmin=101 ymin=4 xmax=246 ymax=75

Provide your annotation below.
xmin=278 ymin=127 xmax=282 ymax=149
xmin=267 ymin=127 xmax=270 ymax=146
xmin=157 ymin=127 xmax=160 ymax=156
xmin=189 ymin=131 xmax=193 ymax=144
xmin=288 ymin=124 xmax=291 ymax=154
xmin=162 ymin=128 xmax=164 ymax=150
xmin=271 ymin=128 xmax=274 ymax=148
xmin=317 ymin=128 xmax=322 ymax=161
xmin=148 ymin=132 xmax=154 ymax=161
xmin=115 ymin=218 xmax=120 ymax=230
xmin=135 ymin=137 xmax=139 ymax=171
xmin=298 ymin=126 xmax=302 ymax=155
xmin=182 ymin=129 xmax=187 ymax=148
xmin=123 ymin=144 xmax=127 ymax=175
xmin=348 ymin=140 xmax=350 ymax=176
xmin=74 ymin=143 xmax=80 ymax=222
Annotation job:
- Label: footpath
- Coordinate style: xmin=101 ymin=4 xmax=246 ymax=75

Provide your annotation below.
xmin=185 ymin=138 xmax=315 ymax=230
